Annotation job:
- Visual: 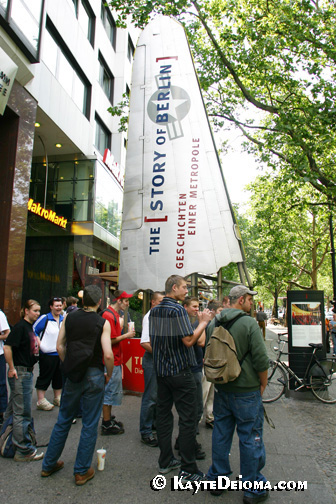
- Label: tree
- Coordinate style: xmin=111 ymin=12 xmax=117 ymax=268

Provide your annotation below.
xmin=240 ymin=173 xmax=333 ymax=312
xmin=109 ymin=0 xmax=336 ymax=201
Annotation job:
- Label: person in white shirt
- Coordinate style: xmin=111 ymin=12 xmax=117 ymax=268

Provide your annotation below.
xmin=0 ymin=309 xmax=10 ymax=426
xmin=139 ymin=292 xmax=164 ymax=446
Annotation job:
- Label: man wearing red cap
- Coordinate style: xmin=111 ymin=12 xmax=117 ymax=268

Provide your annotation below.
xmin=101 ymin=290 xmax=135 ymax=435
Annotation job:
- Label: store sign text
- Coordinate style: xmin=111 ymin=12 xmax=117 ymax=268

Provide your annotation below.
xmin=27 ymin=199 xmax=67 ymax=229
xmin=103 ymin=149 xmax=124 ymax=188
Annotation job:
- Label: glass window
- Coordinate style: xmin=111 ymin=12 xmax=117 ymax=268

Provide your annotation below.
xmin=66 ymin=0 xmax=78 ymax=16
xmin=95 ymin=162 xmax=122 ymax=239
xmin=43 ymin=21 xmax=90 ymax=117
xmin=95 ymin=115 xmax=110 ymax=155
xmin=98 ymin=53 xmax=114 ymax=102
xmin=11 ymin=0 xmax=42 ymax=52
xmin=76 ymin=160 xmax=94 ymax=180
xmin=56 ymin=180 xmax=74 ymax=201
xmin=57 ymin=162 xmax=75 ymax=181
xmin=79 ymin=0 xmax=95 ymax=46
xmin=43 ymin=29 xmax=58 ymax=75
xmin=72 ymin=72 xmax=86 ymax=113
xmin=30 ymin=160 xmax=96 ymax=223
xmin=127 ymin=35 xmax=134 ymax=62
xmin=101 ymin=2 xmax=116 ymax=49
xmin=58 ymin=53 xmax=74 ymax=97
xmin=0 ymin=0 xmax=8 ymax=10
xmin=74 ymin=200 xmax=92 ymax=221
xmin=74 ymin=178 xmax=94 ymax=200
xmin=0 ymin=0 xmax=43 ymax=61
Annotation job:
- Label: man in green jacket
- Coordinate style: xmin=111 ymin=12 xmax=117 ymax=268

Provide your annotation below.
xmin=207 ymin=285 xmax=269 ymax=504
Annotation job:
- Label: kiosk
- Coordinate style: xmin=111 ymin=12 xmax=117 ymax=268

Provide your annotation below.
xmin=287 ymin=290 xmax=326 ymax=389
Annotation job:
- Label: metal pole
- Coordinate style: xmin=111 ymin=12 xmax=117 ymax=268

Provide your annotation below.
xmin=38 ymin=135 xmax=49 ymax=208
xmin=217 ymin=268 xmax=223 ymax=302
xmin=190 ymin=273 xmax=198 ymax=298
xmin=143 ymin=290 xmax=150 ymax=315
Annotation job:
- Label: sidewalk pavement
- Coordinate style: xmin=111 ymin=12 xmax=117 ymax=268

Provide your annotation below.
xmin=0 ymin=326 xmax=335 ymax=503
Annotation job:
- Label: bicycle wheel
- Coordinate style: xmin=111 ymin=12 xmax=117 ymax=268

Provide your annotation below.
xmin=309 ymin=360 xmax=336 ymax=404
xmin=262 ymin=360 xmax=286 ymax=403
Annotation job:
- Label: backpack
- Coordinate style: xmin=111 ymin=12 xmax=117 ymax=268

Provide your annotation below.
xmin=100 ymin=308 xmax=117 ymax=327
xmin=0 ymin=415 xmax=36 ymax=458
xmin=204 ymin=313 xmax=248 ymax=384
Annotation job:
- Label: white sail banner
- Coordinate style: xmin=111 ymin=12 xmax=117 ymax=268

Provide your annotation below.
xmin=119 ymin=16 xmax=243 ymax=292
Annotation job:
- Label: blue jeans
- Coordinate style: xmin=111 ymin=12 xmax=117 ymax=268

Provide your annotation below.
xmin=5 ymin=367 xmax=35 ymax=455
xmin=139 ymin=352 xmax=157 ymax=436
xmin=207 ymin=388 xmax=267 ymax=498
xmin=42 ymin=367 xmax=105 ymax=475
xmin=332 ymin=332 xmax=336 ymax=354
xmin=103 ymin=365 xmax=123 ymax=406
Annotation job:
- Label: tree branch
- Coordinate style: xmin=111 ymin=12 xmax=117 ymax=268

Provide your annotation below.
xmin=191 ymin=0 xmax=279 ymax=114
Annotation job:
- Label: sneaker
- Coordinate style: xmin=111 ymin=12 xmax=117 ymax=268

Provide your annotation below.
xmin=243 ymin=490 xmax=269 ymax=504
xmin=101 ymin=420 xmax=125 ymax=435
xmin=37 ymin=398 xmax=54 ymax=411
xmin=14 ymin=449 xmax=44 ymax=462
xmin=41 ymin=460 xmax=64 ymax=477
xmin=141 ymin=434 xmax=158 ymax=447
xmin=75 ymin=467 xmax=95 ymax=486
xmin=159 ymin=457 xmax=181 ymax=474
xmin=178 ymin=469 xmax=206 ymax=483
xmin=53 ymin=396 xmax=61 ymax=407
xmin=111 ymin=415 xmax=124 ymax=429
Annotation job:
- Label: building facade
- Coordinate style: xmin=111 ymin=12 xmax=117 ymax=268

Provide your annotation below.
xmin=0 ymin=0 xmax=138 ymax=320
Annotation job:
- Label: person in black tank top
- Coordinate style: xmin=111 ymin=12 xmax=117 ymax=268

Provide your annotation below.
xmin=41 ymin=285 xmax=114 ymax=486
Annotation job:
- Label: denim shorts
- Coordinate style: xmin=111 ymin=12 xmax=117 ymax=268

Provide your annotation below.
xmin=103 ymin=365 xmax=123 ymax=406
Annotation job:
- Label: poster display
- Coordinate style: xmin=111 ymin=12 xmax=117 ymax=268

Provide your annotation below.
xmin=291 ymin=302 xmax=323 ymax=347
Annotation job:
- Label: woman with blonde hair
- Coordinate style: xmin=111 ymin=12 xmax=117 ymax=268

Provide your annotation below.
xmin=3 ymin=300 xmax=44 ymax=461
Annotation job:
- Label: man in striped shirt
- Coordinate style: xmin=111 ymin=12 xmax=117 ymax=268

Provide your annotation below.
xmin=149 ymin=275 xmax=212 ymax=483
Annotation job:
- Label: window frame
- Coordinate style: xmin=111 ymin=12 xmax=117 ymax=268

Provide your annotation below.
xmin=45 ymin=16 xmax=91 ymax=119
xmin=94 ymin=113 xmax=111 ymax=155
xmin=80 ymin=0 xmax=95 ymax=47
xmin=98 ymin=51 xmax=114 ymax=103
xmin=0 ymin=0 xmax=45 ymax=62
xmin=127 ymin=34 xmax=134 ymax=63
xmin=100 ymin=1 xmax=116 ymax=50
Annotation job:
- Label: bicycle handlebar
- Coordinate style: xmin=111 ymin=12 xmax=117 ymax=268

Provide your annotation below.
xmin=277 ymin=332 xmax=288 ymax=344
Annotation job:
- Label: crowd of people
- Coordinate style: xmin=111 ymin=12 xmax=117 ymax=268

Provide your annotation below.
xmin=0 ymin=279 xmax=270 ymax=503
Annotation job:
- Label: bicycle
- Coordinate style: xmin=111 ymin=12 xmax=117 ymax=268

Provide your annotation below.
xmin=263 ymin=333 xmax=336 ymax=404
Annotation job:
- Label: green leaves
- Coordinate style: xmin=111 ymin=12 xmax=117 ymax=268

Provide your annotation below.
xmin=108 ymin=0 xmax=336 ymax=301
